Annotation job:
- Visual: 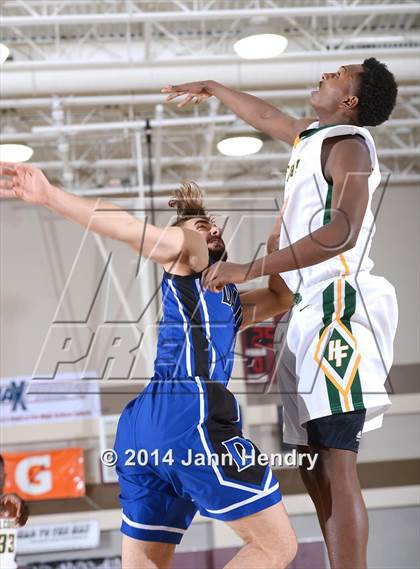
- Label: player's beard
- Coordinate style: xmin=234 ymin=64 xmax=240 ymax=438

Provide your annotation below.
xmin=208 ymin=243 xmax=228 ymax=262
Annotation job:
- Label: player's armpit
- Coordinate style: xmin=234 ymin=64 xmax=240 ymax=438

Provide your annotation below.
xmin=239 ymin=286 xmax=293 ymax=330
xmin=256 ymin=114 xmax=315 ymax=145
xmin=289 ymin=117 xmax=318 ymax=142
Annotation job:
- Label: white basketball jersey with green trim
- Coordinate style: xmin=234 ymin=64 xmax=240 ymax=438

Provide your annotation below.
xmin=0 ymin=519 xmax=17 ymax=569
xmin=275 ymin=121 xmax=398 ymax=442
xmin=279 ymin=121 xmax=381 ymax=292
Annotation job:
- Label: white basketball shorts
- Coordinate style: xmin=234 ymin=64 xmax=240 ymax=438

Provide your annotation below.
xmin=275 ymin=273 xmax=398 ymax=446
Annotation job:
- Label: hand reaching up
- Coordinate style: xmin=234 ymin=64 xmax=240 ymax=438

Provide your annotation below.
xmin=0 ymin=163 xmax=53 ymax=205
xmin=161 ymin=81 xmax=213 ymax=108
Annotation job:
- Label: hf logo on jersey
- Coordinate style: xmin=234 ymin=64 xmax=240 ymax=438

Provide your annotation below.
xmin=315 ymin=323 xmax=361 ymax=394
xmin=327 ymin=339 xmax=349 ymax=367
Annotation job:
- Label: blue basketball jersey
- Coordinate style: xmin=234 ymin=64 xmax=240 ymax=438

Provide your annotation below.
xmin=153 ymin=269 xmax=243 ymax=385
xmin=115 ymin=266 xmax=282 ymax=543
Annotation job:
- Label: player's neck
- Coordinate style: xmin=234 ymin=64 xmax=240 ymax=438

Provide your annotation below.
xmin=317 ymin=112 xmax=357 ymax=127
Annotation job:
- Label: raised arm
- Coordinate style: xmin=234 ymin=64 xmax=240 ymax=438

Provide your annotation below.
xmin=0 ymin=163 xmax=208 ymax=271
xmin=202 ymin=136 xmax=372 ymax=290
xmin=243 ymin=136 xmax=371 ymax=278
xmin=162 ymin=81 xmax=314 ymax=145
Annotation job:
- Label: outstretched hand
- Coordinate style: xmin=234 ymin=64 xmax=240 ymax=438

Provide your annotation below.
xmin=161 ymin=81 xmax=213 ymax=108
xmin=202 ymin=261 xmax=249 ymax=292
xmin=0 ymin=493 xmax=29 ymax=527
xmin=0 ymin=162 xmax=53 ymax=205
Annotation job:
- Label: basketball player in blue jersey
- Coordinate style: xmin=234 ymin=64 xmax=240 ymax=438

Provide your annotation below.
xmin=163 ymin=58 xmax=398 ymax=569
xmin=0 ymin=169 xmax=298 ymax=568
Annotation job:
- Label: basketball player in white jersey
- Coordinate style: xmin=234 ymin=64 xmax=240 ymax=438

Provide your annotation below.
xmin=0 ymin=455 xmax=29 ymax=568
xmin=163 ymin=58 xmax=398 ymax=569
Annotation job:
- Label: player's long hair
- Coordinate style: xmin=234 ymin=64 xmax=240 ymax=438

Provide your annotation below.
xmin=169 ymin=181 xmax=214 ymax=226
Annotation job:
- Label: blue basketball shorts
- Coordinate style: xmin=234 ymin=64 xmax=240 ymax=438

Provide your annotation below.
xmin=113 ymin=377 xmax=282 ymax=544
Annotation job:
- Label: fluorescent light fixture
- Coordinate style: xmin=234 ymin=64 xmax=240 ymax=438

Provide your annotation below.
xmin=234 ymin=34 xmax=288 ymax=59
xmin=217 ymin=136 xmax=263 ymax=157
xmin=0 ymin=144 xmax=34 ymax=162
xmin=0 ymin=43 xmax=10 ymax=64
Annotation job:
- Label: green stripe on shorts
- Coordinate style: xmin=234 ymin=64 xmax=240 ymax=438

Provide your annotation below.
xmin=343 ymin=281 xmax=365 ymax=410
xmin=321 ymin=282 xmax=343 ymax=413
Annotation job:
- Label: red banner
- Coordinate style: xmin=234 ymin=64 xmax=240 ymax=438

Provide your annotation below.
xmin=2 ymin=448 xmax=85 ymax=501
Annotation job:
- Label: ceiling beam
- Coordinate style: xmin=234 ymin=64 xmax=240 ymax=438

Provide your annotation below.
xmin=27 ymin=117 xmax=419 ymax=138
xmin=1 ymin=4 xmax=419 ymax=27
xmin=3 ymin=48 xmax=417 ymax=96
